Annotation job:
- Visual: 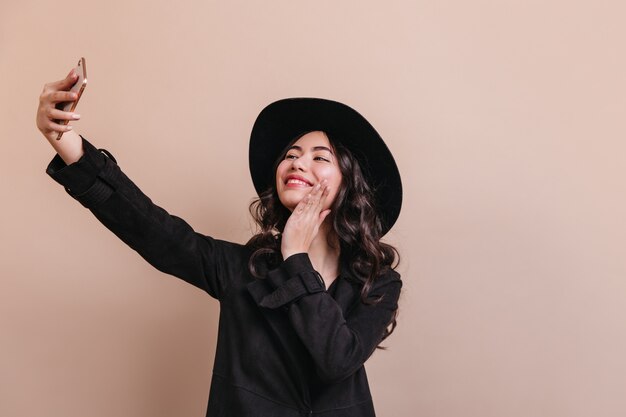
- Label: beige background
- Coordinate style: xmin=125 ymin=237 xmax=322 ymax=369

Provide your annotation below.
xmin=1 ymin=1 xmax=625 ymax=416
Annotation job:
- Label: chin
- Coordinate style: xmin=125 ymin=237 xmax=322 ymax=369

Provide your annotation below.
xmin=278 ymin=197 xmax=297 ymax=212
xmin=278 ymin=189 xmax=303 ymax=209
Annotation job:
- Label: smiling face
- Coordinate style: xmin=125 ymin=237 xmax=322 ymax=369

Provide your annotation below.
xmin=275 ymin=131 xmax=343 ymax=212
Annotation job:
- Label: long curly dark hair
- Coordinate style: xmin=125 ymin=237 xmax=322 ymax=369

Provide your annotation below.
xmin=246 ymin=130 xmax=400 ymax=346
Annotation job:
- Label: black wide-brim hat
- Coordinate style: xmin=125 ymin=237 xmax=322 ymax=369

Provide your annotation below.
xmin=249 ymin=97 xmax=402 ymax=236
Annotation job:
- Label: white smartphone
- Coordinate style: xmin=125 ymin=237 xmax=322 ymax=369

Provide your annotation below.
xmin=56 ymin=57 xmax=87 ymax=140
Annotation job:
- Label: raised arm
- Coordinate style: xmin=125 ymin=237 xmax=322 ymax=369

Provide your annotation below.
xmin=36 ymin=68 xmax=229 ymax=299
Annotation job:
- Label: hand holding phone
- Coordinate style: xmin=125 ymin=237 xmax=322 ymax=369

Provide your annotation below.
xmin=54 ymin=57 xmax=87 ymax=140
xmin=36 ymin=59 xmax=87 ymax=143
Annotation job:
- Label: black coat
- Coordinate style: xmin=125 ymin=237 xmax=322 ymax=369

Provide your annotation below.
xmin=46 ymin=136 xmax=402 ymax=417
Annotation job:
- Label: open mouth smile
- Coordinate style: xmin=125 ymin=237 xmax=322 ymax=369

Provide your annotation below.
xmin=285 ymin=175 xmax=313 ymax=187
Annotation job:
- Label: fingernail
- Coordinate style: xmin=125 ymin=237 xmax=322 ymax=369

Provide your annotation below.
xmin=67 ymin=125 xmax=73 ymax=130
xmin=72 ymin=114 xmax=81 ymax=119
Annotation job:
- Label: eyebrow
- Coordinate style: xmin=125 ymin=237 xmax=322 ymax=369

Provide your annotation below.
xmin=287 ymin=145 xmax=335 ymax=154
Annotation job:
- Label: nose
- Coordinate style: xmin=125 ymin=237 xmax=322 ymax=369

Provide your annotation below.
xmin=290 ymin=156 xmax=306 ymax=171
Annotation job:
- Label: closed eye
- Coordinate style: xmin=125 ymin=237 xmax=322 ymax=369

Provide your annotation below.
xmin=284 ymin=154 xmax=330 ymax=162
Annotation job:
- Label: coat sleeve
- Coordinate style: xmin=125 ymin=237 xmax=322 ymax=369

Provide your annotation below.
xmin=246 ymin=253 xmax=401 ymax=384
xmin=46 ymin=135 xmax=228 ymax=299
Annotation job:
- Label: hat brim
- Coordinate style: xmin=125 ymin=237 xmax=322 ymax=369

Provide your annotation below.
xmin=249 ymin=97 xmax=402 ymax=236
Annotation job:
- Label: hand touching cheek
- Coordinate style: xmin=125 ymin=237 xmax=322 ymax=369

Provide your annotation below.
xmin=281 ymin=180 xmax=332 ymax=259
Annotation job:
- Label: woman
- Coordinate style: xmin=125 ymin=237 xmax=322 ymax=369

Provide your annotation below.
xmin=36 ymin=68 xmax=403 ymax=417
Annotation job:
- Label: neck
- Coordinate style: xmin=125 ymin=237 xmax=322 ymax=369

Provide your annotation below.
xmin=307 ymin=222 xmax=341 ymax=288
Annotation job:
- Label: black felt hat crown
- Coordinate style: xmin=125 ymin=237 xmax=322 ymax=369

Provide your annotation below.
xmin=249 ymin=97 xmax=402 ymax=236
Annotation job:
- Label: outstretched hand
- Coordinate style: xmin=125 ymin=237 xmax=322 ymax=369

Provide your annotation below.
xmin=281 ymin=179 xmax=332 ymax=260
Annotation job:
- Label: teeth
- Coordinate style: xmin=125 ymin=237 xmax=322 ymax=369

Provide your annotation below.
xmin=287 ymin=179 xmax=310 ymax=186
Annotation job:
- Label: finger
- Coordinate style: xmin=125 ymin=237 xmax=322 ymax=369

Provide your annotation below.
xmin=318 ymin=181 xmax=330 ymax=199
xmin=306 ymin=182 xmax=324 ymax=204
xmin=47 ymin=69 xmax=78 ymax=90
xmin=302 ymin=195 xmax=319 ymax=217
xmin=319 ymin=185 xmax=331 ymax=206
xmin=319 ymin=209 xmax=331 ymax=223
xmin=304 ymin=194 xmax=315 ymax=209
xmin=298 ymin=181 xmax=327 ymax=215
xmin=47 ymin=120 xmax=74 ymax=132
xmin=315 ymin=179 xmax=329 ymax=194
xmin=294 ymin=195 xmax=309 ymax=214
xmin=312 ymin=182 xmax=330 ymax=210
xmin=47 ymin=108 xmax=81 ymax=121
xmin=307 ymin=191 xmax=317 ymax=206
xmin=46 ymin=90 xmax=78 ymax=103
xmin=317 ymin=179 xmax=330 ymax=195
xmin=306 ymin=183 xmax=321 ymax=199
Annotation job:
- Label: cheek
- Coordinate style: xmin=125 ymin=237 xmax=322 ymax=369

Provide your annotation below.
xmin=276 ymin=161 xmax=286 ymax=177
xmin=275 ymin=162 xmax=288 ymax=187
xmin=316 ymin=165 xmax=341 ymax=181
